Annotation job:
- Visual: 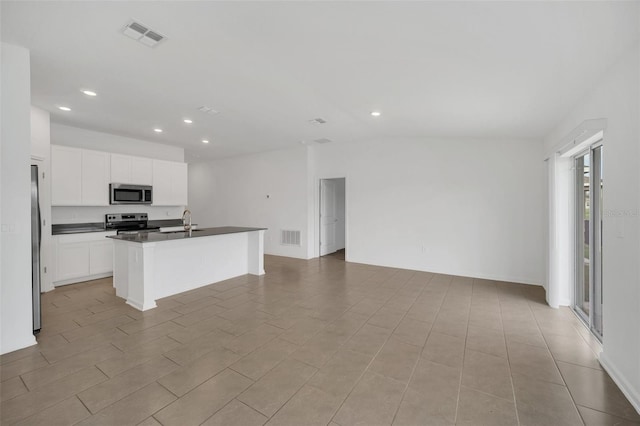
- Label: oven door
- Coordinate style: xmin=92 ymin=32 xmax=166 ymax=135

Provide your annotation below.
xmin=110 ymin=184 xmax=153 ymax=205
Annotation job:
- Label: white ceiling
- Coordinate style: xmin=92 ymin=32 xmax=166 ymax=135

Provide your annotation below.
xmin=2 ymin=1 xmax=638 ymax=161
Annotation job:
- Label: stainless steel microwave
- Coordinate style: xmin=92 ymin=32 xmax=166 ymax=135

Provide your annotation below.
xmin=109 ymin=183 xmax=153 ymax=205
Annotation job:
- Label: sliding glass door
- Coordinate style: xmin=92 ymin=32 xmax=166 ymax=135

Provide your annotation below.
xmin=574 ymin=145 xmax=603 ymax=339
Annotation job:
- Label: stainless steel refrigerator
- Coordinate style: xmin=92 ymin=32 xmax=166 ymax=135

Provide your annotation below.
xmin=31 ymin=165 xmax=41 ymax=334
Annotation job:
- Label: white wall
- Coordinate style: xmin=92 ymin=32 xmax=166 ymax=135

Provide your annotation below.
xmin=544 ymin=42 xmax=640 ymax=412
xmin=50 ymin=124 xmax=186 ymax=224
xmin=1 ymin=43 xmax=37 ymax=354
xmin=309 ymin=138 xmax=545 ymax=285
xmin=188 ymin=148 xmax=309 ymax=259
xmin=51 ymin=123 xmax=184 ymax=162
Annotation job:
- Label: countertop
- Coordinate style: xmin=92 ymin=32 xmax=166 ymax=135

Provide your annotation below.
xmin=52 ymin=219 xmax=186 ymax=235
xmin=107 ymin=226 xmax=266 ymax=243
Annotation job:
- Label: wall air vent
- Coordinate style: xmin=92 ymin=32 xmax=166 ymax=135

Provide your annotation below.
xmin=121 ymin=20 xmax=166 ymax=48
xmin=309 ymin=118 xmax=327 ymax=125
xmin=281 ymin=230 xmax=301 ymax=246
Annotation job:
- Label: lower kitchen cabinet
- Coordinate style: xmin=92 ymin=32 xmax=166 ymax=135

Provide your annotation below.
xmin=52 ymin=231 xmax=116 ymax=286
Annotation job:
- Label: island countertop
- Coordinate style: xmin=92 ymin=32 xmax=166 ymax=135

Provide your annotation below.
xmin=107 ymin=226 xmax=267 ymax=243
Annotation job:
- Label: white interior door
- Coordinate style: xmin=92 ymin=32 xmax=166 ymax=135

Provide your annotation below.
xmin=320 ymin=179 xmax=338 ymax=256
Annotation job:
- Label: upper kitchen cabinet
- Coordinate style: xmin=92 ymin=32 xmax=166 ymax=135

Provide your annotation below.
xmin=110 ymin=154 xmax=153 ymax=185
xmin=81 ymin=150 xmax=110 ymax=205
xmin=51 ymin=145 xmax=82 ymax=205
xmin=51 ymin=145 xmax=110 ymax=206
xmin=152 ymin=159 xmax=188 ymax=206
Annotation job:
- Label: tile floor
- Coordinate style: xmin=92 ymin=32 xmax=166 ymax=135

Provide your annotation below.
xmin=1 ymin=255 xmax=639 ymax=425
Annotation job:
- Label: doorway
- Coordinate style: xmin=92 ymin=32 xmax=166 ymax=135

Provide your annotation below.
xmin=574 ymin=144 xmax=603 ymax=339
xmin=319 ymin=178 xmax=346 ymax=259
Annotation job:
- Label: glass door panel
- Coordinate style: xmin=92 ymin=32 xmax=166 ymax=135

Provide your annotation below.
xmin=575 ymin=153 xmax=590 ymax=319
xmin=592 ymin=146 xmax=603 ymax=337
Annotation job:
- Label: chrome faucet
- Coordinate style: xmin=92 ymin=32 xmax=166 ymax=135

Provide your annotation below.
xmin=182 ymin=209 xmax=192 ymax=231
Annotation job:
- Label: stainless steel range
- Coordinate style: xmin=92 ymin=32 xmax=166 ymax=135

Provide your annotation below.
xmin=105 ymin=213 xmax=160 ymax=235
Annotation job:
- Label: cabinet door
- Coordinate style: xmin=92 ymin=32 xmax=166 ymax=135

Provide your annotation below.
xmin=89 ymin=240 xmax=113 ymax=275
xmin=172 ymin=162 xmax=188 ymax=206
xmin=152 ymin=159 xmax=173 ymax=205
xmin=130 ymin=157 xmax=153 ymax=185
xmin=51 ymin=146 xmax=82 ymax=205
xmin=82 ymin=150 xmax=110 ymax=205
xmin=56 ymin=242 xmax=90 ymax=281
xmin=110 ymin=154 xmax=131 ymax=183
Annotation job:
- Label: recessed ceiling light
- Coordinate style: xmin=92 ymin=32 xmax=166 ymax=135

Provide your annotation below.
xmin=82 ymin=90 xmax=97 ymax=97
xmin=183 ymin=119 xmax=193 ymax=124
xmin=202 ymin=139 xmax=209 ymax=144
xmin=58 ymin=106 xmax=71 ymax=111
xmin=154 ymin=128 xmax=163 ymax=133
xmin=370 ymin=111 xmax=381 ymax=117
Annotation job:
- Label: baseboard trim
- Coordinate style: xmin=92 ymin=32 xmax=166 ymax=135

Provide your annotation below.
xmin=599 ymin=352 xmax=640 ymax=415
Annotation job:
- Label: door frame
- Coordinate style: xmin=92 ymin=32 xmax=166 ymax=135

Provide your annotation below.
xmin=314 ymin=175 xmax=348 ymax=260
xmin=572 ymin=140 xmax=603 ymax=340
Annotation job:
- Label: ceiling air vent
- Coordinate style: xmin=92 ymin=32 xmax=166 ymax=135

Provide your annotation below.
xmin=313 ymin=138 xmax=332 ymax=144
xmin=309 ymin=118 xmax=327 ymax=125
xmin=198 ymin=106 xmax=220 ymax=115
xmin=122 ymin=20 xmax=166 ymax=48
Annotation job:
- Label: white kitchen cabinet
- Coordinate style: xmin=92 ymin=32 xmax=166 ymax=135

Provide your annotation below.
xmin=53 ymin=231 xmax=116 ymax=286
xmin=110 ymin=154 xmax=152 ymax=185
xmin=51 ymin=145 xmax=82 ymax=205
xmin=55 ymin=241 xmax=90 ymax=281
xmin=51 ymin=145 xmax=110 ymax=206
xmin=89 ymin=240 xmax=114 ymax=275
xmin=81 ymin=150 xmax=110 ymax=206
xmin=152 ymin=159 xmax=188 ymax=206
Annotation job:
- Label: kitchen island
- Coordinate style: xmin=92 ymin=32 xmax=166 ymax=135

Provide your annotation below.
xmin=107 ymin=227 xmax=266 ymax=311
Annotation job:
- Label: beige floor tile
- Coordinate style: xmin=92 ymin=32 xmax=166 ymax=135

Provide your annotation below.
xmin=466 ymin=324 xmax=507 ymax=358
xmin=238 ymin=359 xmax=317 ymax=417
xmin=577 ymin=404 xmax=640 ymax=426
xmin=333 ymin=371 xmax=405 ymax=426
xmin=456 ymin=386 xmax=518 ymax=426
xmin=367 ymin=307 xmax=405 ymax=330
xmin=110 ymin=320 xmax=184 ymax=351
xmin=422 ymin=332 xmax=465 ymax=369
xmin=369 ymin=337 xmax=421 ymax=384
xmin=266 ymin=384 xmax=341 ymax=426
xmin=21 ymin=344 xmax=121 ymax=390
xmin=343 ymin=323 xmax=392 ymax=356
xmin=392 ymin=317 xmax=432 ymax=348
xmin=222 ymin=323 xmax=283 ymax=356
xmin=78 ymin=355 xmax=178 ymax=413
xmin=40 ymin=328 xmax=127 ymax=363
xmin=308 ymin=349 xmax=372 ymax=398
xmin=0 ymin=344 xmax=42 ymax=366
xmin=0 ymin=352 xmax=49 ymax=382
xmin=507 ymin=340 xmax=564 ymax=385
xmin=76 ymin=382 xmax=176 ymax=426
xmin=277 ymin=317 xmax=327 ymax=345
xmin=512 ymin=372 xmax=582 ymax=426
xmin=0 ymin=376 xmax=28 ymax=402
xmin=96 ymin=336 xmax=180 ymax=378
xmin=557 ymin=361 xmax=640 ymax=422
xmin=461 ymin=349 xmax=513 ymax=400
xmin=159 ymin=345 xmax=240 ymax=396
xmin=544 ymin=333 xmax=602 ymax=370
xmin=230 ymin=338 xmax=298 ymax=380
xmin=0 ymin=367 xmax=107 ymax=424
xmin=14 ymin=396 xmax=90 ymax=426
xmin=155 ymin=369 xmax=253 ymax=426
xmin=201 ymin=399 xmax=267 ymax=426
xmin=393 ymin=387 xmax=455 ymax=426
xmin=163 ymin=329 xmax=234 ymax=365
xmin=289 ymin=330 xmax=348 ymax=368
xmin=394 ymin=358 xmax=460 ymax=425
xmin=137 ymin=416 xmax=164 ymax=426
xmin=117 ymin=309 xmax=182 ymax=334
